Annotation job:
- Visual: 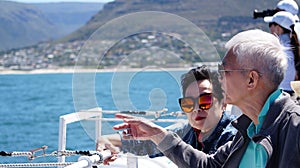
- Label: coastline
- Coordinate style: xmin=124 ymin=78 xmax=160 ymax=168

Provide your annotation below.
xmin=0 ymin=67 xmax=190 ymax=75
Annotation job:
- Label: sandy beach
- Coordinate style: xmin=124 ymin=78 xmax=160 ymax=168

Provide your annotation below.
xmin=0 ymin=68 xmax=82 ymax=75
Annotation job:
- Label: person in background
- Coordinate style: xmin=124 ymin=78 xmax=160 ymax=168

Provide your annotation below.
xmin=264 ymin=11 xmax=300 ymax=94
xmin=96 ymin=65 xmax=237 ymax=157
xmin=113 ymin=29 xmax=300 ymax=167
xmin=276 ymin=0 xmax=299 ymax=22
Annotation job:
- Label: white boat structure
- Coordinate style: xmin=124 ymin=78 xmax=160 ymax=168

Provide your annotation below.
xmin=0 ymin=108 xmax=186 ymax=168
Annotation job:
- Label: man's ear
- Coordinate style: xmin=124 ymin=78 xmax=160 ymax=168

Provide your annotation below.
xmin=248 ymin=70 xmax=260 ymax=89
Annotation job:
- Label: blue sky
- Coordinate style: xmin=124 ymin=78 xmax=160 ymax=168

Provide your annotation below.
xmin=7 ymin=0 xmax=114 ymax=3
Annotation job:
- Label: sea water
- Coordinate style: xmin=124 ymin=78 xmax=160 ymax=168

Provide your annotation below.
xmin=0 ymin=70 xmax=185 ymax=164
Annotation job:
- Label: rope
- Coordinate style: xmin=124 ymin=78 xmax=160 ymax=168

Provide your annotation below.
xmin=0 ymin=150 xmax=109 ymax=167
xmin=0 ymin=162 xmax=75 ymax=167
xmin=11 ymin=152 xmax=34 ymax=157
xmin=0 ymin=150 xmax=96 ymax=158
xmin=0 ymin=151 xmax=110 ymax=168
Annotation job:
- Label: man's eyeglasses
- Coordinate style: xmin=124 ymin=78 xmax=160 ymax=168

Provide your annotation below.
xmin=178 ymin=93 xmax=213 ymax=113
xmin=218 ymin=63 xmax=252 ymax=79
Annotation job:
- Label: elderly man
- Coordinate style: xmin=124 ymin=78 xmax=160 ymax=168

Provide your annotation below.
xmin=113 ymin=29 xmax=300 ymax=167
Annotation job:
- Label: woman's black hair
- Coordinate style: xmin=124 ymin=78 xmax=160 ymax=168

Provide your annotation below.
xmin=181 ymin=65 xmax=223 ymax=102
xmin=290 ymin=25 xmax=300 ymax=68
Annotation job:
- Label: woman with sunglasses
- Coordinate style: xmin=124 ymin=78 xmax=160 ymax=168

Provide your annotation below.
xmin=96 ymin=65 xmax=237 ymax=157
xmin=176 ymin=65 xmax=237 ymax=154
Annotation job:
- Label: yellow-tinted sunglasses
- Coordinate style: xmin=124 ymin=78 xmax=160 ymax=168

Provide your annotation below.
xmin=178 ymin=93 xmax=213 ymax=113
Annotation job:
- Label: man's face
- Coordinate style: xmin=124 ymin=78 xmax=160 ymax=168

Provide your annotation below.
xmin=219 ymin=49 xmax=249 ymax=106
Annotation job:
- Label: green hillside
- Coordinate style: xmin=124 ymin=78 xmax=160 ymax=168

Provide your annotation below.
xmin=0 ymin=1 xmax=56 ymax=50
xmin=64 ymin=0 xmax=300 ymax=42
xmin=2 ymin=0 xmax=300 ymax=69
xmin=0 ymin=1 xmax=103 ymax=51
xmin=31 ymin=2 xmax=103 ymax=37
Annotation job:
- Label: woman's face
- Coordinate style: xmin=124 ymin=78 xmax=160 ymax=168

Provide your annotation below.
xmin=184 ymin=79 xmax=223 ymax=132
xmin=269 ymin=23 xmax=283 ymax=35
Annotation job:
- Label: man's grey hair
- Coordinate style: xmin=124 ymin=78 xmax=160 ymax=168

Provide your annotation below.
xmin=225 ymin=29 xmax=288 ymax=88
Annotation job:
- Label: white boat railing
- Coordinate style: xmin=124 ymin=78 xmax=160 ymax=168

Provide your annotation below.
xmin=58 ymin=107 xmax=104 ymax=164
xmin=58 ymin=107 xmax=185 ymax=168
xmin=0 ymin=107 xmax=184 ymax=168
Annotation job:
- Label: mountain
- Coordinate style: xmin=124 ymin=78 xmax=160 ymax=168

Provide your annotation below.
xmin=64 ymin=0 xmax=300 ymax=42
xmin=0 ymin=1 xmax=56 ymax=51
xmin=2 ymin=0 xmax=300 ymax=70
xmin=31 ymin=2 xmax=103 ymax=38
xmin=0 ymin=1 xmax=103 ymax=51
